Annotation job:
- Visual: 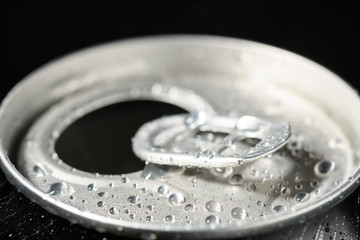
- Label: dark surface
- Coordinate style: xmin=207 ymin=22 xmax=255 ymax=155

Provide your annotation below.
xmin=1 ymin=3 xmax=360 ymax=240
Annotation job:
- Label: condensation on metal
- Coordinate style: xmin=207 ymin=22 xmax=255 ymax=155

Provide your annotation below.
xmin=133 ymin=112 xmax=291 ymax=167
xmin=1 ymin=36 xmax=360 ymax=239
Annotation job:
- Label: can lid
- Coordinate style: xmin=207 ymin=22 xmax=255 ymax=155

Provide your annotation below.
xmin=1 ymin=35 xmax=360 ymax=239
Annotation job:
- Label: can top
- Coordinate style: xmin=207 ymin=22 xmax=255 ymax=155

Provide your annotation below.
xmin=1 ymin=35 xmax=360 ymax=239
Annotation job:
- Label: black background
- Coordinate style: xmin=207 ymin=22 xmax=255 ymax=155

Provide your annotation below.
xmin=1 ymin=3 xmax=360 ymax=97
xmin=1 ymin=2 xmax=360 ymax=240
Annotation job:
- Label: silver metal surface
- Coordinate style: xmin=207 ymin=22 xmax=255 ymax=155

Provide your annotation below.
xmin=1 ymin=35 xmax=360 ymax=239
xmin=133 ymin=112 xmax=291 ymax=167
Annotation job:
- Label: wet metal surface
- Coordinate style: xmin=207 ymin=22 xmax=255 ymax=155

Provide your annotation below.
xmin=1 ymin=36 xmax=360 ymax=239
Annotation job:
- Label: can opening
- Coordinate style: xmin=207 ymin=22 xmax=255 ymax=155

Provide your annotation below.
xmin=55 ymin=100 xmax=187 ymax=174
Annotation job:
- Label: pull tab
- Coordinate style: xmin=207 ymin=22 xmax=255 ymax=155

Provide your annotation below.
xmin=132 ymin=112 xmax=291 ymax=168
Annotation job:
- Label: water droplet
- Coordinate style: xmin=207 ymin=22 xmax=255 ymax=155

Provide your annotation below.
xmin=287 ymin=139 xmax=300 ymax=150
xmin=168 ymin=193 xmax=185 ymax=206
xmin=265 ymin=173 xmax=273 ymax=180
xmin=151 ymin=83 xmax=162 ymax=95
xmin=295 ymin=192 xmax=310 ymax=203
xmin=52 ymin=131 xmax=60 ymax=138
xmin=310 ymin=180 xmax=319 ymax=188
xmin=87 ymin=183 xmax=98 ymax=191
xmin=280 ymin=187 xmax=291 ymax=195
xmin=147 ymin=205 xmax=154 ymax=211
xmin=198 ymin=149 xmax=215 ymax=159
xmin=146 ymin=216 xmax=154 ymax=222
xmin=48 ymin=182 xmax=73 ymax=196
xmin=98 ymin=192 xmax=108 ymax=197
xmin=245 ymin=183 xmax=257 ymax=192
xmin=334 ymin=179 xmax=341 ymax=186
xmin=137 ymin=203 xmax=142 ymax=208
xmin=205 ymin=200 xmax=221 ymax=212
xmin=205 ymin=215 xmax=220 ymax=225
xmin=157 ymin=185 xmax=170 ymax=195
xmin=128 ymin=195 xmax=139 ymax=203
xmin=210 ymin=167 xmax=233 ymax=178
xmin=294 ymin=176 xmax=301 ymax=183
xmin=33 ymin=165 xmax=47 ymax=177
xmin=328 ymin=138 xmax=344 ymax=149
xmin=129 ymin=214 xmax=136 ymax=219
xmin=256 ymin=201 xmax=264 ymax=207
xmin=339 ymin=192 xmax=344 ymax=199
xmin=314 ymin=160 xmax=335 ymax=177
xmin=109 ymin=183 xmax=114 ymax=187
xmin=231 ymin=207 xmax=247 ymax=220
xmin=273 ymin=205 xmax=286 ymax=213
xmin=109 ymin=207 xmax=119 ymax=215
xmin=165 ymin=215 xmax=175 ymax=223
xmin=51 ymin=152 xmax=59 ymax=160
xmin=69 ymin=195 xmax=76 ymax=200
xmin=260 ymin=141 xmax=270 ymax=148
xmin=185 ymin=204 xmax=196 ymax=212
xmin=250 ymin=169 xmax=259 ymax=176
xmin=97 ymin=201 xmax=105 ymax=207
xmin=186 ymin=112 xmax=207 ymax=130
xmin=229 ymin=174 xmax=243 ymax=184
xmin=121 ymin=177 xmax=129 ymax=183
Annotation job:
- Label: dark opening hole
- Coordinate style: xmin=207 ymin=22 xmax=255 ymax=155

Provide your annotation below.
xmin=55 ymin=101 xmax=187 ymax=174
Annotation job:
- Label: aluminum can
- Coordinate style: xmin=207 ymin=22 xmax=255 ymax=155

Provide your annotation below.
xmin=1 ymin=35 xmax=360 ymax=239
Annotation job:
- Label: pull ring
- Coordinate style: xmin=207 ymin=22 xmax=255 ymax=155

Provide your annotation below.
xmin=132 ymin=112 xmax=291 ymax=168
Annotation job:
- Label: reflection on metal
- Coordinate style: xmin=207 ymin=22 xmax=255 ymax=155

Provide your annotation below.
xmin=1 ymin=36 xmax=360 ymax=239
xmin=133 ymin=112 xmax=291 ymax=167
